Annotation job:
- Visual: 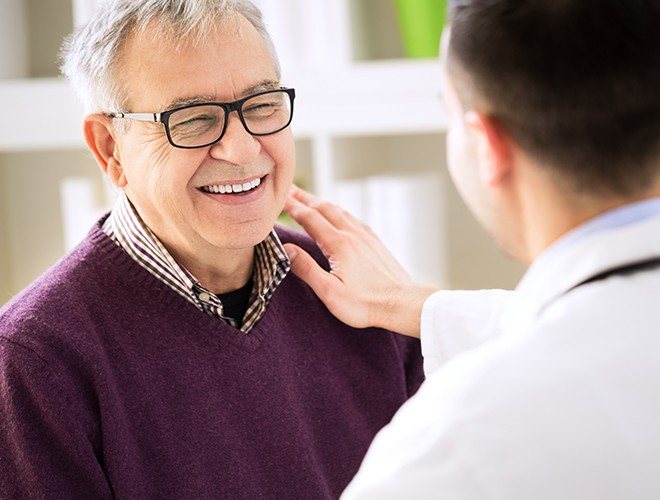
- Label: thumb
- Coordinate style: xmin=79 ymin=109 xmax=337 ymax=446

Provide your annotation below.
xmin=283 ymin=243 xmax=336 ymax=300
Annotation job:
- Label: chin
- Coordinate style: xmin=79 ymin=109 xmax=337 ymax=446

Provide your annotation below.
xmin=211 ymin=220 xmax=276 ymax=250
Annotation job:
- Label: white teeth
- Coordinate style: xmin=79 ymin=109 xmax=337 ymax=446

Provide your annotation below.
xmin=202 ymin=177 xmax=264 ymax=194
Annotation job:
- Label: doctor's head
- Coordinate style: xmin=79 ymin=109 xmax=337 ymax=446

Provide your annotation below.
xmin=61 ymin=0 xmax=296 ymax=261
xmin=440 ymin=0 xmax=660 ymax=263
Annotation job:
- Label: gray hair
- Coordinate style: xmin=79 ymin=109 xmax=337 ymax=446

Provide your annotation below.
xmin=60 ymin=0 xmax=280 ymax=113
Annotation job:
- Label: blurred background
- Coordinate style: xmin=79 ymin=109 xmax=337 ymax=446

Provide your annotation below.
xmin=0 ymin=0 xmax=524 ymax=307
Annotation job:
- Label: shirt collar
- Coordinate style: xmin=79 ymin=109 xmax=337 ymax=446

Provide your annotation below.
xmin=103 ymin=191 xmax=290 ymax=330
xmin=501 ymin=199 xmax=660 ymax=334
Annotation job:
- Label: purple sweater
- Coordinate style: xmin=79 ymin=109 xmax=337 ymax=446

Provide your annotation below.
xmin=0 ymin=221 xmax=423 ymax=499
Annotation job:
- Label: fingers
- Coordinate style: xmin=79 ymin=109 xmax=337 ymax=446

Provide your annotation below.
xmin=288 ymin=185 xmax=356 ymax=231
xmin=285 ymin=195 xmax=340 ymax=246
xmin=342 ymin=209 xmax=380 ymax=239
xmin=283 ymin=243 xmax=338 ymax=300
xmin=285 ymin=186 xmax=388 ymax=264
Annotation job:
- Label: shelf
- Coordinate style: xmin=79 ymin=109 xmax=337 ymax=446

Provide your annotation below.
xmin=0 ymin=78 xmax=86 ymax=151
xmin=294 ymin=60 xmax=446 ymax=137
xmin=0 ymin=60 xmax=445 ymax=152
xmin=332 ymin=133 xmax=445 ymax=181
xmin=349 ymin=0 xmax=406 ymax=61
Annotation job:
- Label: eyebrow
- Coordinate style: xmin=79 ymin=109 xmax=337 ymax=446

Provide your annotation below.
xmin=164 ymin=95 xmax=216 ymax=110
xmin=163 ymin=80 xmax=281 ymax=111
xmin=240 ymin=80 xmax=281 ymax=97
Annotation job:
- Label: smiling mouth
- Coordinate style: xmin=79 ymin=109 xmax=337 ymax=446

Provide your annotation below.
xmin=199 ymin=175 xmax=266 ymax=195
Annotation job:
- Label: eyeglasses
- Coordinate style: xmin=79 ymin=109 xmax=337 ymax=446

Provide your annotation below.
xmin=108 ymin=88 xmax=296 ymax=149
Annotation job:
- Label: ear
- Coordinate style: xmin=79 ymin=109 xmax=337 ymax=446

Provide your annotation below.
xmin=84 ymin=114 xmax=127 ymax=188
xmin=464 ymin=111 xmax=513 ymax=186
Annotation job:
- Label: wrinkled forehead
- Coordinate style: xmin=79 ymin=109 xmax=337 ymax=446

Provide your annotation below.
xmin=116 ymin=14 xmax=278 ymax=111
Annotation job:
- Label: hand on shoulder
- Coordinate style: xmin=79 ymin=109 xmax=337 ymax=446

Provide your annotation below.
xmin=283 ymin=186 xmax=438 ymax=338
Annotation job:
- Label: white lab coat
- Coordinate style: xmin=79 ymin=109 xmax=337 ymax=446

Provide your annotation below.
xmin=343 ymin=213 xmax=660 ymax=500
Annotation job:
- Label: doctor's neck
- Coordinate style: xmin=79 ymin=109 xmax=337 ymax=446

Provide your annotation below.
xmin=512 ymin=158 xmax=660 ymax=265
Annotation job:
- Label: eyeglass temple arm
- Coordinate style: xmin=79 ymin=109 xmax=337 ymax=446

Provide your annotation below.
xmin=109 ymin=112 xmax=162 ymax=122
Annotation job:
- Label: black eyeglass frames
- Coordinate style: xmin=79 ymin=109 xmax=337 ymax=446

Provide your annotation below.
xmin=108 ymin=87 xmax=296 ymax=149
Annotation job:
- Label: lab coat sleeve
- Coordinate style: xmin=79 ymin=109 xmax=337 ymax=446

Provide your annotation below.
xmin=420 ymin=289 xmax=515 ymax=374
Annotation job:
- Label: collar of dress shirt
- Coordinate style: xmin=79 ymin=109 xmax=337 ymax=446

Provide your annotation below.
xmin=101 ymin=191 xmax=290 ymax=331
xmin=500 ymin=198 xmax=660 ymax=334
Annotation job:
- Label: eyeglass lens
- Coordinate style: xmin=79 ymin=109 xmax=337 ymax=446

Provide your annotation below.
xmin=167 ymin=90 xmax=292 ymax=148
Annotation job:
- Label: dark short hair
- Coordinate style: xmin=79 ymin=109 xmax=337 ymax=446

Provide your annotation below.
xmin=448 ymin=0 xmax=660 ymax=196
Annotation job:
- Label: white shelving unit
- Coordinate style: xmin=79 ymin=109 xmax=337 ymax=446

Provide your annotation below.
xmin=0 ymin=0 xmax=525 ymax=305
xmin=0 ymin=60 xmax=444 ymax=151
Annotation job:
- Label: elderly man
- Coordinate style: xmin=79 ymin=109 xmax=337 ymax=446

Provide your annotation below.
xmin=0 ymin=1 xmax=423 ymax=498
xmin=284 ymin=0 xmax=660 ymax=498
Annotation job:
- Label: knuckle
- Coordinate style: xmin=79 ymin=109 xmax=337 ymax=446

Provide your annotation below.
xmin=334 ymin=230 xmax=352 ymax=247
xmin=297 ymin=258 xmax=312 ymax=276
xmin=296 ymin=206 xmax=314 ymax=221
xmin=314 ymin=200 xmax=334 ymax=213
xmin=363 ymin=223 xmax=378 ymax=237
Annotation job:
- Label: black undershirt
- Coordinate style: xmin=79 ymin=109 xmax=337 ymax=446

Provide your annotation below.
xmin=217 ymin=279 xmax=254 ymax=328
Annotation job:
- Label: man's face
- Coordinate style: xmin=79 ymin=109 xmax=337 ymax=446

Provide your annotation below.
xmin=112 ymin=15 xmax=296 ymax=259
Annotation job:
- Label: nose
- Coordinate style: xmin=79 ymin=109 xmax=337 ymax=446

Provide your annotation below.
xmin=209 ymin=111 xmax=261 ymax=164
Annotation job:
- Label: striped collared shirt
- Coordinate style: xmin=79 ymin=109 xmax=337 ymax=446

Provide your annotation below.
xmin=101 ymin=192 xmax=290 ymax=332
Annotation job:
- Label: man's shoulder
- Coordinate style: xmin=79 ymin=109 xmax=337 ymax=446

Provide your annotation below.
xmin=272 ymin=224 xmax=424 ymax=384
xmin=0 ymin=233 xmax=116 ymax=349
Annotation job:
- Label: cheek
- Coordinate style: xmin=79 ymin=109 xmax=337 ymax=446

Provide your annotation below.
xmin=446 ymin=123 xmax=481 ymax=209
xmin=124 ymin=145 xmax=200 ymax=210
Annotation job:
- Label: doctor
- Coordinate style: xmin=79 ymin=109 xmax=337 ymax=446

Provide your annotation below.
xmin=284 ymin=0 xmax=660 ymax=498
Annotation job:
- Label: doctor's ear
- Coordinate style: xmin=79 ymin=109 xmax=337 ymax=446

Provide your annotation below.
xmin=464 ymin=111 xmax=513 ymax=186
xmin=84 ymin=114 xmax=127 ymax=188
